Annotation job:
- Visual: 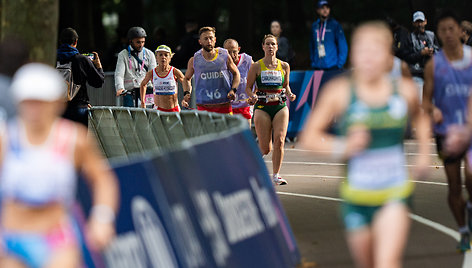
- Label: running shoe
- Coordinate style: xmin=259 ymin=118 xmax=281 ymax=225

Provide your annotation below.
xmin=457 ymin=232 xmax=471 ymax=253
xmin=273 ymin=177 xmax=288 ymax=186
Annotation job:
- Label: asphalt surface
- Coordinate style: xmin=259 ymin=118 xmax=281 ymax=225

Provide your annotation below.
xmin=269 ymin=140 xmax=471 ymax=268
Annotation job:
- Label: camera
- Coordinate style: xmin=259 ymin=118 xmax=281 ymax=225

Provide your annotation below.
xmin=83 ymin=53 xmax=95 ymax=61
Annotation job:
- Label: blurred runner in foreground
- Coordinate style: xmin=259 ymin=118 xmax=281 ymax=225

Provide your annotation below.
xmin=299 ymin=21 xmax=430 ymax=267
xmin=0 ymin=63 xmax=119 ymax=267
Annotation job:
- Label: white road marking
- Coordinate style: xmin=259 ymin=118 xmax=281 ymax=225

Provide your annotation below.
xmin=266 ymin=160 xmax=459 ymax=169
xmin=285 ymin=147 xmax=439 ymax=157
xmin=279 ymin=174 xmax=449 ymax=186
xmin=276 ymin=191 xmax=472 ymax=267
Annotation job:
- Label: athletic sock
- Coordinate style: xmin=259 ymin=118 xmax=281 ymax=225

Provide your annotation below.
xmin=273 ymin=173 xmax=280 ymax=180
xmin=459 ymin=226 xmax=469 ymax=234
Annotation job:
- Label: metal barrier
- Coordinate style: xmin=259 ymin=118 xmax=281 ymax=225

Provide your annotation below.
xmin=87 ymin=72 xmax=196 ymax=108
xmin=88 ymin=107 xmax=245 ymax=159
xmin=80 ymin=107 xmax=301 ymax=268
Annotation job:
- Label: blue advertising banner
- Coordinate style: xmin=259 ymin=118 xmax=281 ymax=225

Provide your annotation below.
xmin=77 ymin=128 xmax=301 ymax=267
xmin=287 ymin=69 xmax=345 ymax=138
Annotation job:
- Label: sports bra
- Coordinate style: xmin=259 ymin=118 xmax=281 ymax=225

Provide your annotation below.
xmin=255 ymin=59 xmax=285 ymax=92
xmin=0 ymin=119 xmax=78 ymax=206
xmin=152 ymin=66 xmax=177 ymax=95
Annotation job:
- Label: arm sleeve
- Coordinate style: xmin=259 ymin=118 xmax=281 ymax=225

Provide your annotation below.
xmin=335 ymin=22 xmax=348 ymax=68
xmin=114 ymin=51 xmax=126 ymax=91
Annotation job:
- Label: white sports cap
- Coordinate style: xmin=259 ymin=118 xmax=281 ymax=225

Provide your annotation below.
xmin=413 ymin=11 xmax=426 ymax=22
xmin=11 ymin=63 xmax=66 ymax=103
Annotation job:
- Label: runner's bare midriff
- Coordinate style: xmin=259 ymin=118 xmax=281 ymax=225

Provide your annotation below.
xmin=154 ymin=94 xmax=179 ymax=110
xmin=1 ymin=200 xmax=66 ymax=232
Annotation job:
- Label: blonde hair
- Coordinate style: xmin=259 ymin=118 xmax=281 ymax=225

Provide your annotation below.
xmin=262 ymin=34 xmax=278 ymax=45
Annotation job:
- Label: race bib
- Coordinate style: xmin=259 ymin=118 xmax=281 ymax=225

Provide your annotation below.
xmin=260 ymin=70 xmax=283 ymax=86
xmin=318 ymin=44 xmax=326 ymax=58
xmin=145 ymin=94 xmax=154 ymax=108
xmin=348 ymin=145 xmax=407 ymax=190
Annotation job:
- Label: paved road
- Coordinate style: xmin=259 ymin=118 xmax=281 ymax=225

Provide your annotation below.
xmin=269 ymin=141 xmax=472 ymax=267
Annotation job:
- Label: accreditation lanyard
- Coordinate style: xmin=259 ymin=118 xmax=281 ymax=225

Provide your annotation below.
xmin=316 ymin=21 xmax=327 ymax=43
xmin=127 ymin=45 xmax=146 ymax=72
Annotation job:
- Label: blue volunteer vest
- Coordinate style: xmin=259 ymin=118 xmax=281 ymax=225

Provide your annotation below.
xmin=232 ymin=53 xmax=252 ymax=109
xmin=193 ymin=48 xmax=232 ymax=105
xmin=433 ymin=46 xmax=472 ymax=135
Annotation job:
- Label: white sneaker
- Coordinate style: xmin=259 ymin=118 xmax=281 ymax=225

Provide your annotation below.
xmin=273 ymin=177 xmax=287 ymax=186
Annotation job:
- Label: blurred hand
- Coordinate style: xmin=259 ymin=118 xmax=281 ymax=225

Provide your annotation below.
xmin=86 ymin=219 xmax=115 ymax=251
xmin=444 ymin=125 xmax=471 ymax=157
xmin=432 ymin=107 xmax=443 ymax=124
xmin=413 ymin=153 xmax=430 ymax=180
xmin=140 ymin=102 xmax=145 ymax=108
xmin=344 ymin=125 xmax=370 ymax=158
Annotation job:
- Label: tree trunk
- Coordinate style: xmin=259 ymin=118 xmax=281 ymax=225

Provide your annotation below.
xmin=1 ymin=0 xmax=59 ymax=65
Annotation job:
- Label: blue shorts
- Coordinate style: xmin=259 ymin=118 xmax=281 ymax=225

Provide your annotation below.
xmin=1 ymin=218 xmax=79 ymax=268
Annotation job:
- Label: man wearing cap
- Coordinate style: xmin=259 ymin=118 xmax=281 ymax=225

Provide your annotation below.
xmin=115 ymin=26 xmax=157 ymax=107
xmin=404 ymin=11 xmax=439 ymax=100
xmin=309 ymin=0 xmax=348 ymax=72
xmin=57 ymin=28 xmax=105 ymax=126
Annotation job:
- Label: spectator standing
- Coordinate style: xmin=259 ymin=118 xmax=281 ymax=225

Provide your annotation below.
xmin=386 ymin=16 xmax=411 ymax=60
xmin=309 ymin=0 xmax=348 ymax=71
xmin=404 ymin=11 xmax=439 ymax=100
xmin=461 ymin=20 xmax=472 ymax=46
xmin=115 ymin=27 xmax=157 ymax=107
xmin=270 ymin=20 xmax=295 ymax=64
xmin=173 ymin=19 xmax=201 ymax=69
xmin=57 ymin=28 xmax=105 ymax=126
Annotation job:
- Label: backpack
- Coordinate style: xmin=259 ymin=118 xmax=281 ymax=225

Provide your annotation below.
xmin=56 ymin=61 xmax=81 ymax=101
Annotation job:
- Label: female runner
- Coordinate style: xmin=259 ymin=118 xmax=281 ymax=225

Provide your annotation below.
xmin=299 ymin=22 xmax=430 ymax=267
xmin=246 ymin=34 xmax=296 ymax=185
xmin=0 ymin=63 xmax=119 ymax=268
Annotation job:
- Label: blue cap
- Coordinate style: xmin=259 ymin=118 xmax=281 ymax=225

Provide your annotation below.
xmin=317 ymin=0 xmax=329 ymax=8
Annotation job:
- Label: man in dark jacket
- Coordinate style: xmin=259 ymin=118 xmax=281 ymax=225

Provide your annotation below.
xmin=57 ymin=28 xmax=105 ymax=126
xmin=404 ymin=11 xmax=439 ymax=101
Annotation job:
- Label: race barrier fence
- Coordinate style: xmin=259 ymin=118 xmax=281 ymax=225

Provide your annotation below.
xmin=77 ymin=107 xmax=301 ymax=267
xmin=89 ymin=69 xmax=344 ymax=140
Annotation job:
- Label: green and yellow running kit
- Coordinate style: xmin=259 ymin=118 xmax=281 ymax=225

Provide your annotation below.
xmin=254 ymin=59 xmax=286 ymax=120
xmin=338 ymin=80 xmax=413 ymax=231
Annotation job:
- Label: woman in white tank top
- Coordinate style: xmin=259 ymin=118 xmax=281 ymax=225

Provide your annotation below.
xmin=139 ymin=45 xmax=186 ymax=112
xmin=0 ymin=64 xmax=119 ymax=268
